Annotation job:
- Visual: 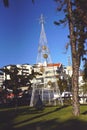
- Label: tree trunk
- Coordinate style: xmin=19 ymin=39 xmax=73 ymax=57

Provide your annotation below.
xmin=67 ymin=0 xmax=80 ymax=116
xmin=72 ymin=59 xmax=80 ymax=116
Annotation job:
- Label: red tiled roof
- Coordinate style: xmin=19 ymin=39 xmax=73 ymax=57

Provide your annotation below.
xmin=47 ymin=63 xmax=62 ymax=67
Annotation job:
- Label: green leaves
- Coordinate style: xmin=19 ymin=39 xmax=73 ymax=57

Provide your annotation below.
xmin=3 ymin=0 xmax=34 ymax=8
xmin=3 ymin=0 xmax=9 ymax=7
xmin=54 ymin=18 xmax=67 ymax=26
xmin=54 ymin=21 xmax=60 ymax=25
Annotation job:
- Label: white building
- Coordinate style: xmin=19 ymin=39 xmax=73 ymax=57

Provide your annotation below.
xmin=64 ymin=66 xmax=72 ymax=77
xmin=0 ymin=73 xmax=4 ymax=87
xmin=33 ymin=63 xmax=63 ymax=86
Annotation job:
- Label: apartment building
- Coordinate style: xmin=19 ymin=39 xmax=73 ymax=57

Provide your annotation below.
xmin=33 ymin=63 xmax=64 ymax=87
xmin=0 ymin=72 xmax=4 ymax=87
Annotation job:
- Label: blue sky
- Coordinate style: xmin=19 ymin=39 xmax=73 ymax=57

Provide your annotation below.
xmin=0 ymin=0 xmax=71 ymax=68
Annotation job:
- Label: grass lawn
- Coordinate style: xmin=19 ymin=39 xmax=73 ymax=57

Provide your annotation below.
xmin=0 ymin=105 xmax=87 ymax=130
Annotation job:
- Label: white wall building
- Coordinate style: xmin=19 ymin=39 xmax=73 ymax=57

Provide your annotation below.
xmin=33 ymin=63 xmax=63 ymax=86
xmin=0 ymin=73 xmax=4 ymax=87
xmin=64 ymin=66 xmax=72 ymax=77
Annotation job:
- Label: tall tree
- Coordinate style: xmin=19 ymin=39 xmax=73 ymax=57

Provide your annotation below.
xmin=54 ymin=0 xmax=87 ymax=116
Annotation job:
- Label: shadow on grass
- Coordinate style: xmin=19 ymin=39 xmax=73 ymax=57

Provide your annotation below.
xmin=5 ymin=118 xmax=87 ymax=130
xmin=0 ymin=105 xmax=87 ymax=130
xmin=14 ymin=118 xmax=87 ymax=130
xmin=82 ymin=111 xmax=87 ymax=115
xmin=13 ymin=105 xmax=68 ymax=126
